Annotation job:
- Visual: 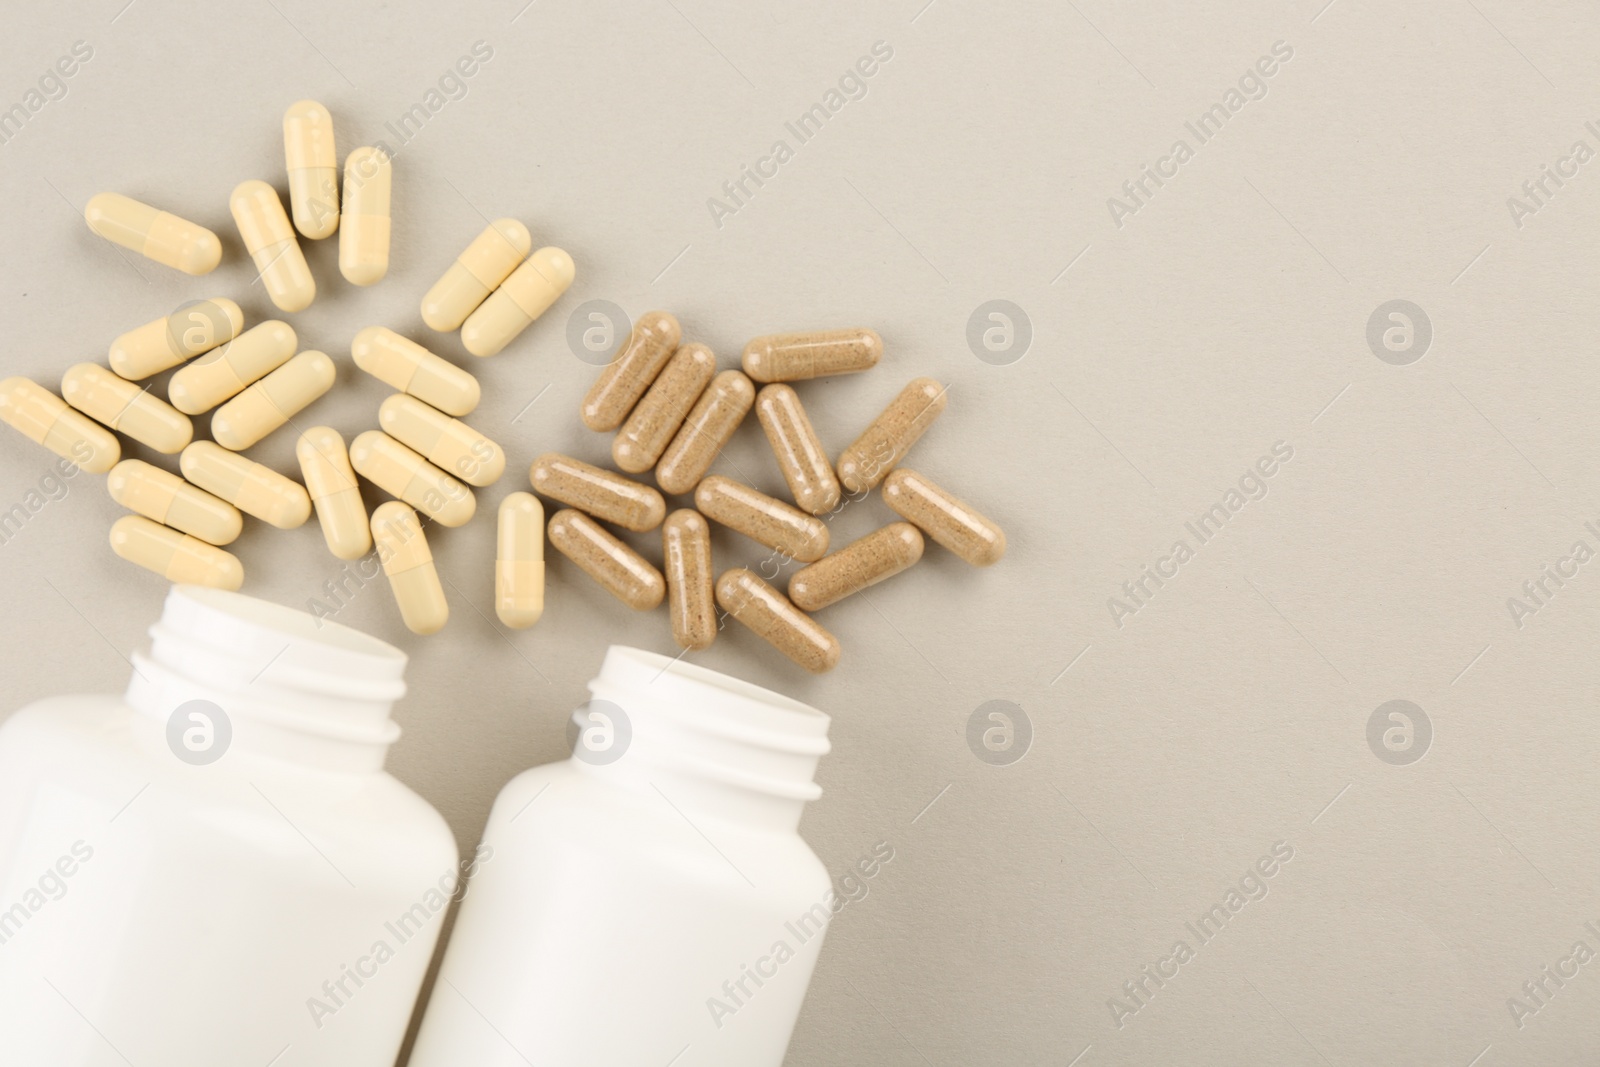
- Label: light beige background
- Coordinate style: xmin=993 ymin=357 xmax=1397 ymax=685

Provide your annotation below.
xmin=2 ymin=0 xmax=1598 ymax=1063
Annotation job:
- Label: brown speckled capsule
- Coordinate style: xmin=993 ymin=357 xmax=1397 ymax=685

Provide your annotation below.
xmin=529 ymin=452 xmax=665 ymax=532
xmin=580 ymin=311 xmax=680 ymax=431
xmin=655 ymin=370 xmax=755 ymax=496
xmin=662 ymin=509 xmax=715 ymax=650
xmin=788 ymin=522 xmax=924 ymax=611
xmin=613 ymin=343 xmax=716 ymax=474
xmin=883 ymin=468 xmax=1006 ymax=566
xmin=694 ymin=475 xmax=828 ymax=562
xmin=742 ymin=328 xmax=882 ymax=383
xmin=836 ymin=377 xmax=947 ymax=493
xmin=715 ymin=568 xmax=840 ymax=673
xmin=755 ymin=384 xmax=839 ymax=515
xmin=548 ymin=508 xmax=665 ymax=610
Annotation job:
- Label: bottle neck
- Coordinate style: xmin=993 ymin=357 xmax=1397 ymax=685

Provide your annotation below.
xmin=572 ymin=647 xmax=832 ymax=833
xmin=124 ymin=585 xmax=408 ymax=774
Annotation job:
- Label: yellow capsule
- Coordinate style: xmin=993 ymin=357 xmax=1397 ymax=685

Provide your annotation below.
xmin=61 ymin=363 xmax=194 ymax=454
xmin=378 ymin=394 xmax=504 ymax=488
xmin=662 ymin=509 xmax=715 ymax=651
xmin=742 ymin=327 xmax=883 ymax=383
xmin=340 ymin=147 xmax=391 ymax=286
xmin=180 ymin=441 xmax=310 ymax=529
xmin=694 ymin=475 xmax=829 ymax=562
xmin=210 ymin=351 xmax=335 ymax=452
xmin=421 ymin=219 xmax=531 ymax=332
xmin=580 ymin=311 xmax=680 ymax=431
xmin=107 ymin=459 xmax=242 ymax=546
xmin=461 ymin=247 xmax=575 ymax=357
xmin=528 ymin=452 xmax=665 ymax=532
xmin=496 ymin=492 xmax=545 ymax=628
xmin=351 ymin=327 xmax=480 ymax=417
xmin=349 ymin=430 xmax=476 ymax=528
xmin=836 ymin=377 xmax=947 ymax=493
xmin=283 ymin=100 xmax=339 ymax=240
xmin=715 ymin=568 xmax=839 ymax=673
xmin=296 ymin=427 xmax=371 ymax=561
xmin=168 ymin=320 xmax=298 ymax=416
xmin=372 ymin=502 xmax=448 ymax=635
xmin=84 ymin=193 xmax=221 ymax=276
xmin=612 ymin=343 xmax=716 ymax=474
xmin=882 ymin=468 xmax=1006 ymax=566
xmin=547 ymin=508 xmax=664 ymax=611
xmin=108 ymin=299 xmax=244 ymax=381
xmin=788 ymin=522 xmax=923 ymax=611
xmin=755 ymin=383 xmax=840 ymax=514
xmin=0 ymin=378 xmax=119 ymax=472
xmin=110 ymin=515 xmax=243 ymax=590
xmin=231 ymin=180 xmax=315 ymax=313
xmin=655 ymin=370 xmax=755 ymax=495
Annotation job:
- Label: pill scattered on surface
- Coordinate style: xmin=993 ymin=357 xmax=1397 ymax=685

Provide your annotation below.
xmin=180 ymin=441 xmax=310 ymax=529
xmin=168 ymin=320 xmax=298 ymax=416
xmin=284 ymin=99 xmax=339 ymax=240
xmin=351 ymin=326 xmax=479 ymax=417
xmin=883 ymin=467 xmax=1005 ymax=566
xmin=580 ymin=311 xmax=680 ymax=431
xmin=210 ymin=350 xmax=335 ymax=451
xmin=496 ymin=492 xmax=545 ymax=629
xmin=654 ymin=370 xmax=756 ymax=496
xmin=61 ymin=363 xmax=193 ymax=454
xmin=0 ymin=378 xmax=119 ymax=472
xmin=107 ymin=459 xmax=242 ymax=546
xmin=754 ymin=383 xmax=840 ymax=515
xmin=613 ymin=343 xmax=715 ymax=474
xmin=379 ymin=394 xmax=504 ymax=488
xmin=836 ymin=376 xmax=947 ymax=493
xmin=788 ymin=522 xmax=923 ymax=612
xmin=350 ymin=430 xmax=476 ymax=528
xmin=110 ymin=514 xmax=242 ymax=590
xmin=231 ymin=179 xmax=315 ymax=313
xmin=422 ymin=218 xmax=532 ymax=333
xmin=694 ymin=475 xmax=828 ymax=563
xmin=715 ymin=568 xmax=839 ymax=673
xmin=296 ymin=426 xmax=371 ymax=560
xmin=460 ymin=246 xmax=575 ymax=358
xmin=742 ymin=327 xmax=882 ymax=383
xmin=547 ymin=508 xmax=665 ymax=611
xmin=662 ymin=509 xmax=715 ymax=651
xmin=372 ymin=501 xmax=448 ymax=635
xmin=529 ymin=452 xmax=665 ymax=532
xmin=109 ymin=298 xmax=244 ymax=381
xmin=340 ymin=146 xmax=391 ymax=286
xmin=84 ymin=192 xmax=221 ymax=276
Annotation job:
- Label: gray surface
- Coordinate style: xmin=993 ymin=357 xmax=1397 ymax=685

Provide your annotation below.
xmin=2 ymin=0 xmax=1599 ymax=1063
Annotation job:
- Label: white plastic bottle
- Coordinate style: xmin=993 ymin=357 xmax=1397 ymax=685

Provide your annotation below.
xmin=409 ymin=645 xmax=835 ymax=1067
xmin=0 ymin=585 xmax=461 ymax=1066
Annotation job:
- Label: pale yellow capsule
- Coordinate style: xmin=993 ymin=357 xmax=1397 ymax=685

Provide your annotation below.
xmin=580 ymin=311 xmax=680 ymax=431
xmin=340 ymin=147 xmax=390 ymax=286
xmin=108 ymin=299 xmax=244 ymax=381
xmin=612 ymin=343 xmax=716 ymax=474
xmin=283 ymin=100 xmax=339 ymax=240
xmin=547 ymin=508 xmax=664 ymax=611
xmin=882 ymin=468 xmax=1006 ymax=566
xmin=231 ymin=180 xmax=315 ymax=313
xmin=168 ymin=320 xmax=297 ymax=416
xmin=528 ymin=452 xmax=664 ymax=532
xmin=60 ymin=363 xmax=193 ymax=454
xmin=788 ymin=522 xmax=923 ymax=611
xmin=421 ymin=219 xmax=532 ymax=332
xmin=755 ymin=383 xmax=840 ymax=514
xmin=460 ymin=247 xmax=576 ymax=357
xmin=378 ymin=394 xmax=504 ymax=488
xmin=715 ymin=568 xmax=839 ymax=673
xmin=110 ymin=515 xmax=243 ymax=590
xmin=296 ymin=427 xmax=371 ymax=561
xmin=84 ymin=193 xmax=221 ymax=276
xmin=211 ymin=351 xmax=336 ymax=451
xmin=349 ymin=430 xmax=476 ymax=528
xmin=662 ymin=509 xmax=715 ymax=651
xmin=0 ymin=378 xmax=119 ymax=472
xmin=742 ymin=327 xmax=883 ymax=383
xmin=180 ymin=441 xmax=310 ymax=529
xmin=836 ymin=377 xmax=947 ymax=493
xmin=694 ymin=476 xmax=829 ymax=562
xmin=372 ymin=502 xmax=448 ymax=635
xmin=496 ymin=492 xmax=545 ymax=628
xmin=655 ymin=370 xmax=755 ymax=495
xmin=351 ymin=327 xmax=480 ymax=417
xmin=107 ymin=459 xmax=242 ymax=546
